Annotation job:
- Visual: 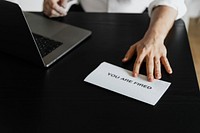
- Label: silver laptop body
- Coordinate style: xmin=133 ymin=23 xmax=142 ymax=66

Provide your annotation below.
xmin=0 ymin=1 xmax=92 ymax=67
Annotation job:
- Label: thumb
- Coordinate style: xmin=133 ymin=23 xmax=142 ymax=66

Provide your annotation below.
xmin=122 ymin=44 xmax=136 ymax=63
xmin=60 ymin=0 xmax=68 ymax=8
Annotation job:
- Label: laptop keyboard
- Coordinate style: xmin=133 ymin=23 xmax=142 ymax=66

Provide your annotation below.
xmin=32 ymin=33 xmax=63 ymax=57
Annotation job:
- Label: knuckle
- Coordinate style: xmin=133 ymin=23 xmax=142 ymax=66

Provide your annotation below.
xmin=155 ymin=58 xmax=160 ymax=65
xmin=51 ymin=3 xmax=57 ymax=9
xmin=135 ymin=60 xmax=142 ymax=65
xmin=155 ymin=67 xmax=160 ymax=73
xmin=50 ymin=10 xmax=55 ymax=15
xmin=140 ymin=47 xmax=147 ymax=54
xmin=148 ymin=73 xmax=153 ymax=77
xmin=155 ymin=61 xmax=159 ymax=65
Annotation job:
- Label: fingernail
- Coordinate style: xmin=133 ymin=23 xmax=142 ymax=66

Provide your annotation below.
xmin=156 ymin=73 xmax=161 ymax=79
xmin=148 ymin=76 xmax=154 ymax=82
xmin=169 ymin=70 xmax=173 ymax=74
xmin=122 ymin=57 xmax=128 ymax=62
xmin=133 ymin=72 xmax=138 ymax=77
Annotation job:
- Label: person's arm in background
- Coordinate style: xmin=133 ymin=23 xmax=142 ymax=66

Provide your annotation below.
xmin=43 ymin=0 xmax=68 ymax=17
xmin=43 ymin=0 xmax=78 ymax=18
xmin=122 ymin=0 xmax=187 ymax=82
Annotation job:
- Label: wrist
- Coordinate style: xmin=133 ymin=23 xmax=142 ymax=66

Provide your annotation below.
xmin=144 ymin=29 xmax=165 ymax=44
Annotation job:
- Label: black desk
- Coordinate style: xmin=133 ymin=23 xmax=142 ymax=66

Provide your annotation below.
xmin=0 ymin=12 xmax=199 ymax=133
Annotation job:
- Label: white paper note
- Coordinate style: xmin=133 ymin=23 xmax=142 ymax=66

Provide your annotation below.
xmin=18 ymin=0 xmax=43 ymax=11
xmin=6 ymin=0 xmax=43 ymax=11
xmin=84 ymin=62 xmax=171 ymax=106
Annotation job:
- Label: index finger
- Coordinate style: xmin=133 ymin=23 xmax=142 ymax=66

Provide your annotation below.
xmin=133 ymin=51 xmax=146 ymax=77
xmin=52 ymin=2 xmax=67 ymax=16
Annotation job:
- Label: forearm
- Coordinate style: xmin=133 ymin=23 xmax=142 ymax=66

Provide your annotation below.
xmin=145 ymin=6 xmax=178 ymax=42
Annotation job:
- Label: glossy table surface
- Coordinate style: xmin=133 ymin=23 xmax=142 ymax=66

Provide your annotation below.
xmin=0 ymin=12 xmax=199 ymax=133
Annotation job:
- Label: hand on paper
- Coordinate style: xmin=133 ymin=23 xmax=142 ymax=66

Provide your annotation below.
xmin=122 ymin=33 xmax=172 ymax=82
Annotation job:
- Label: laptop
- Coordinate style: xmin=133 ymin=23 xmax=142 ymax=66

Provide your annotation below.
xmin=0 ymin=1 xmax=92 ymax=67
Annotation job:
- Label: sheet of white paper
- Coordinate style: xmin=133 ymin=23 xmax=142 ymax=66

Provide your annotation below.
xmin=6 ymin=0 xmax=43 ymax=11
xmin=19 ymin=0 xmax=43 ymax=12
xmin=84 ymin=62 xmax=171 ymax=106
